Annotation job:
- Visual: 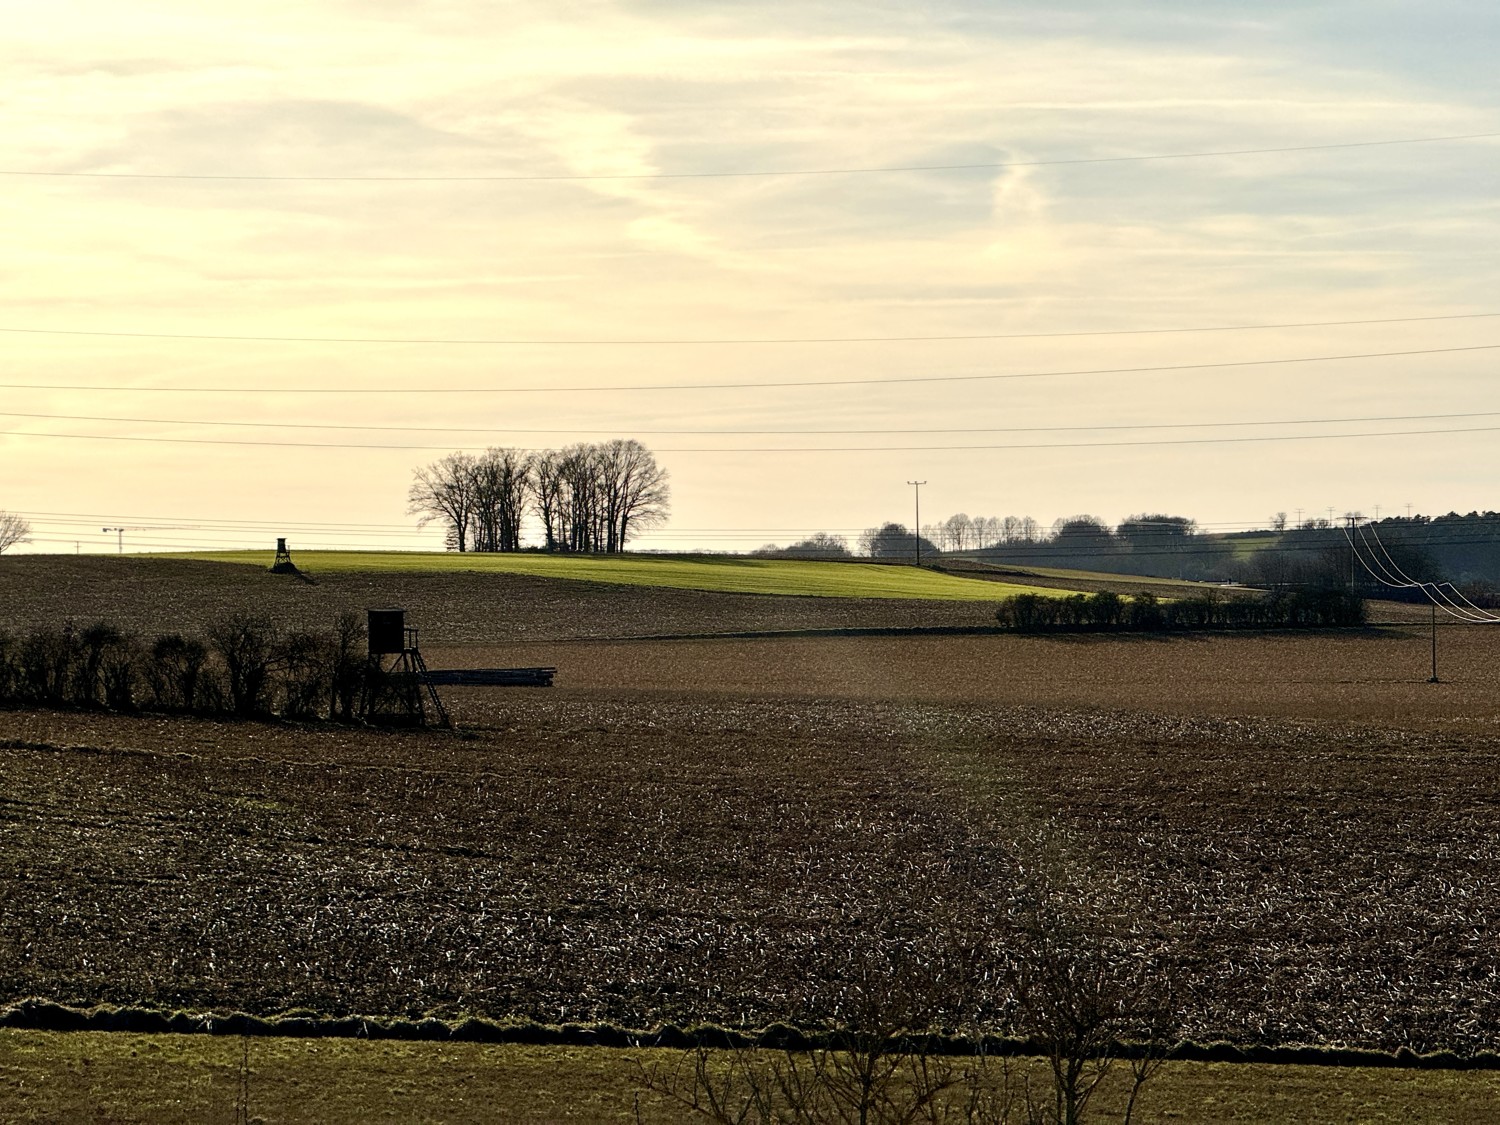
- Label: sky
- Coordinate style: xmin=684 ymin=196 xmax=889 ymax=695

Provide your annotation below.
xmin=3 ymin=0 xmax=1498 ymax=554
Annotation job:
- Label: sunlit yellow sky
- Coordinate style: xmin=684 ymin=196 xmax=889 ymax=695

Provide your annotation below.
xmin=3 ymin=1 xmax=1498 ymax=554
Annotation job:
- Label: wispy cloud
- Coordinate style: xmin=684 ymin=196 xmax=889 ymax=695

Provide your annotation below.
xmin=4 ymin=1 xmax=1498 ymax=546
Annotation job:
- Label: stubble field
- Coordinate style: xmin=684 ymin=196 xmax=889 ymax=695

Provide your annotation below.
xmin=3 ymin=556 xmax=1500 ymax=1065
xmin=4 ymin=694 xmax=1500 ymax=1054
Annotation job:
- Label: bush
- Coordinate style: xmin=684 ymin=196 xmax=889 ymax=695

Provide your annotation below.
xmin=100 ymin=635 xmax=143 ymax=711
xmin=329 ymin=612 xmax=368 ymax=722
xmin=1126 ymin=592 xmax=1163 ymax=630
xmin=1085 ymin=590 xmax=1125 ymax=628
xmin=209 ymin=615 xmax=279 ymax=717
xmin=277 ymin=630 xmax=336 ymax=720
xmin=0 ymin=612 xmax=384 ymax=725
xmin=0 ymin=629 xmax=17 ymax=702
xmin=18 ymin=626 xmax=79 ymax=705
xmin=1058 ymin=593 xmax=1089 ymax=627
xmin=145 ymin=634 xmax=211 ymax=712
xmin=998 ymin=593 xmax=1061 ymax=632
xmin=73 ymin=621 xmax=127 ymax=707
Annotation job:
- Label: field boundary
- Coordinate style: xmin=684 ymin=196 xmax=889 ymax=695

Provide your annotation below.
xmin=3 ymin=999 xmax=1496 ymax=1070
xmin=558 ymin=623 xmax=1409 ymax=644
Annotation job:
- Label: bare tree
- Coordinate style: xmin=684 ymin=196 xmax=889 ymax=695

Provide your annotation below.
xmin=558 ymin=443 xmax=602 ymax=551
xmin=528 ymin=440 xmax=670 ymax=553
xmin=412 ymin=440 xmax=670 ymax=554
xmin=530 ymin=448 xmax=564 ymax=551
xmin=0 ymin=511 xmax=31 ymax=554
xmin=408 ymin=452 xmax=478 ymax=552
xmin=944 ymin=513 xmax=974 ymax=553
xmin=998 ymin=516 xmax=1040 ymax=545
xmin=638 ymin=927 xmax=995 ymax=1124
xmin=599 ymin=438 xmax=670 ymax=551
xmin=468 ymin=447 xmax=533 ymax=552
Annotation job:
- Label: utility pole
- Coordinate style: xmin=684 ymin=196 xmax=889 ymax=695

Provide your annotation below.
xmin=1347 ymin=514 xmax=1357 ymax=591
xmin=906 ymin=481 xmax=927 ymax=566
xmin=99 ymin=525 xmax=178 ymax=554
xmin=1429 ymin=602 xmax=1439 ymax=683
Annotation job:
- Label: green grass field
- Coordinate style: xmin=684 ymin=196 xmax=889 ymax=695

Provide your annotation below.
xmin=167 ymin=550 xmax=1072 ymax=601
xmin=3 ymin=1032 xmax=1496 ymax=1124
xmin=978 ymin=563 xmax=1218 ymax=588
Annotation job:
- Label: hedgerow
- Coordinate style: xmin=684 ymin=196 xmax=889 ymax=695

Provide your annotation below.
xmin=0 ymin=612 xmax=369 ymax=721
xmin=994 ymin=589 xmax=1365 ymax=632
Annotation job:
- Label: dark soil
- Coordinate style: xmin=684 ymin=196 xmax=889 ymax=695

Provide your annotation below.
xmin=0 ymin=556 xmax=998 ymax=642
xmin=3 ymin=555 xmax=1496 ymax=1055
xmin=2 ymin=695 xmax=1499 ymax=1054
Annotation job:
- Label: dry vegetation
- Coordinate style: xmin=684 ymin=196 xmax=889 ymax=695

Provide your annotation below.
xmin=3 ymin=555 xmax=1499 ymax=1068
xmin=7 ymin=1032 xmax=1500 ymax=1124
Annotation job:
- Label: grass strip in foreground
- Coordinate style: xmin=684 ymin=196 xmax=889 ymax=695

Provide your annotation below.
xmin=165 ymin=550 xmax=1072 ymax=600
xmin=4 ymin=1030 xmax=1500 ymax=1124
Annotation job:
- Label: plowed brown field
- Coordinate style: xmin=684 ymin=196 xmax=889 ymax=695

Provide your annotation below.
xmin=431 ymin=623 xmax=1500 ymax=726
xmin=3 ymin=556 xmax=1499 ymax=1055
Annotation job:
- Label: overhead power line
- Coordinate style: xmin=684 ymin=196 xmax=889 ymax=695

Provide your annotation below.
xmin=3 ymin=342 xmax=1498 ymax=396
xmin=6 ymin=406 xmax=1500 ymax=438
xmin=3 ymin=310 xmax=1498 ymax=347
xmin=5 ymin=422 xmax=1500 ymax=453
xmin=5 ymin=131 xmax=1496 ymax=182
xmin=24 ymin=507 xmax=1381 ymax=535
xmin=1345 ymin=520 xmax=1500 ymax=623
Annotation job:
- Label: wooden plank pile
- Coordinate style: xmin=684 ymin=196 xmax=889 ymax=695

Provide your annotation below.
xmin=422 ymin=667 xmax=556 ymax=688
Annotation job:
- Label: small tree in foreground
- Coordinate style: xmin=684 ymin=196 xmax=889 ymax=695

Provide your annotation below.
xmin=637 ymin=929 xmax=1000 ymax=1124
xmin=636 ymin=888 xmax=1180 ymax=1125
xmin=1005 ymin=897 xmax=1177 ymax=1125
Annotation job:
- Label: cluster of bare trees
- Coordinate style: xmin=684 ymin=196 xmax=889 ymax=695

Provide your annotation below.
xmin=916 ymin=515 xmax=1042 ymax=554
xmin=750 ymin=532 xmax=853 ymax=559
xmin=904 ymin=514 xmax=1206 ymax=557
xmin=408 ymin=440 xmax=669 ymax=553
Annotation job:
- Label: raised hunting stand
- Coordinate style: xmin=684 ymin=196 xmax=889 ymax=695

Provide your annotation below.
xmin=269 ymin=538 xmax=297 ymax=573
xmin=357 ymin=608 xmax=556 ymax=728
xmin=358 ymin=608 xmax=450 ymax=727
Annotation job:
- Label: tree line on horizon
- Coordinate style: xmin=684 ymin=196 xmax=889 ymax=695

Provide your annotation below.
xmin=752 ymin=510 xmax=1500 ymax=591
xmin=408 ymin=440 xmax=669 ymax=553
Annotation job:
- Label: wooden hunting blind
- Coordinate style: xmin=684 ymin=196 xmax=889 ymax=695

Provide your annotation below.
xmin=358 ymin=607 xmax=450 ymax=727
xmin=358 ymin=607 xmax=556 ymax=728
xmin=269 ymin=537 xmax=299 ymax=575
xmin=367 ymin=608 xmax=407 ymax=655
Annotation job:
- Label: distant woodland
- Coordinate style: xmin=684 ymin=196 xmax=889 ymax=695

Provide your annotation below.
xmin=756 ymin=512 xmax=1500 ymax=591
